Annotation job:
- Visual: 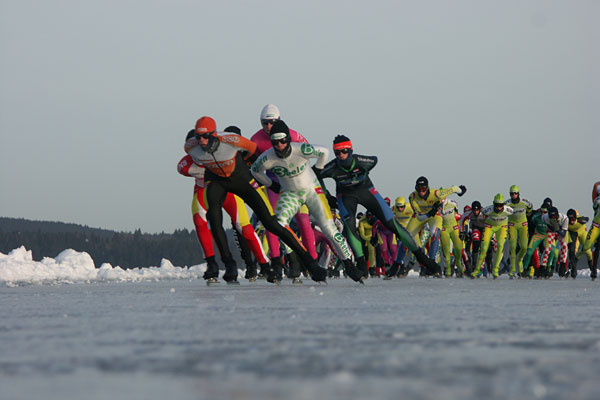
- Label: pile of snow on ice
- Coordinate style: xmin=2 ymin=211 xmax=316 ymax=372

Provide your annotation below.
xmin=0 ymin=246 xmax=204 ymax=286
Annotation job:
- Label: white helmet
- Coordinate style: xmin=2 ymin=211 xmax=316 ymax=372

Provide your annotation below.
xmin=260 ymin=104 xmax=280 ymax=121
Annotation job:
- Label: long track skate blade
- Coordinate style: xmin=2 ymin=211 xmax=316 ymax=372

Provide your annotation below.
xmin=226 ymin=281 xmax=240 ymax=285
xmin=206 ymin=278 xmax=220 ymax=286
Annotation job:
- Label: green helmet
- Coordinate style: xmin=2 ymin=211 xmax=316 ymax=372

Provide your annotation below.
xmin=509 ymin=185 xmax=519 ymax=194
xmin=493 ymin=193 xmax=505 ymax=204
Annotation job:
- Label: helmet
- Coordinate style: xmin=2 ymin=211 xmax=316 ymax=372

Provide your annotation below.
xmin=493 ymin=193 xmax=505 ymax=204
xmin=493 ymin=193 xmax=504 ymax=212
xmin=270 ymin=120 xmax=292 ymax=158
xmin=463 ymin=205 xmax=472 ymax=213
xmin=395 ymin=197 xmax=406 ymax=208
xmin=415 ymin=176 xmax=429 ymax=190
xmin=384 ymin=197 xmax=391 ymax=206
xmin=509 ymin=185 xmax=520 ymax=194
xmin=593 ymin=182 xmax=600 ymax=201
xmin=224 ymin=125 xmax=241 ymax=135
xmin=195 ymin=116 xmax=217 ymax=135
xmin=260 ymin=104 xmax=280 ymax=121
xmin=542 ymin=197 xmax=553 ymax=209
xmin=357 ymin=212 xmax=364 ymax=219
xmin=195 ymin=116 xmax=219 ymax=153
xmin=567 ymin=209 xmax=577 ymax=219
xmin=415 ymin=176 xmax=429 ymax=199
xmin=365 ymin=211 xmax=375 ymax=221
xmin=471 ymin=201 xmax=482 ymax=211
xmin=548 ymin=206 xmax=559 ymax=219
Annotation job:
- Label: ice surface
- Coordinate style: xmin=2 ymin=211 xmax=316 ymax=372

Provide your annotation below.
xmin=1 ymin=247 xmax=599 ymax=400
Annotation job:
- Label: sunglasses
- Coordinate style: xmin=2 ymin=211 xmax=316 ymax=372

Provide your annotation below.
xmin=261 ymin=119 xmax=277 ymax=126
xmin=195 ymin=133 xmax=214 ymax=140
xmin=334 ymin=149 xmax=350 ymax=155
xmin=271 ymin=138 xmax=288 ymax=145
xmin=396 ymin=205 xmax=405 ymax=209
xmin=510 ymin=192 xmax=519 ymax=195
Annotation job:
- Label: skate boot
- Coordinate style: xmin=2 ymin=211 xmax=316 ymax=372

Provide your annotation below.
xmin=343 ymin=259 xmax=364 ymax=283
xmin=306 ymin=260 xmax=327 ymax=282
xmin=558 ymin=262 xmax=566 ymax=278
xmin=590 ymin=259 xmax=597 ymax=281
xmin=258 ymin=262 xmax=269 ymax=279
xmin=245 ymin=262 xmax=258 ymax=281
xmin=287 ymin=252 xmax=302 ymax=280
xmin=369 ymin=267 xmax=376 ymax=277
xmin=570 ymin=260 xmax=578 ymax=279
xmin=385 ymin=262 xmax=400 ymax=279
xmin=397 ymin=263 xmax=409 ymax=278
xmin=545 ymin=265 xmax=553 ymax=279
xmin=455 ymin=267 xmax=464 ymax=278
xmin=203 ymin=256 xmax=220 ymax=281
xmin=444 ymin=266 xmax=452 ymax=278
xmin=414 ymin=248 xmax=442 ymax=278
xmin=356 ymin=256 xmax=369 ymax=279
xmin=463 ymin=259 xmax=473 ymax=278
xmin=223 ymin=260 xmax=239 ymax=284
xmin=267 ymin=257 xmax=284 ymax=283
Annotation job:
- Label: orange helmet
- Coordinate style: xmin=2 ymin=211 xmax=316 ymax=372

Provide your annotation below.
xmin=195 ymin=116 xmax=217 ymax=136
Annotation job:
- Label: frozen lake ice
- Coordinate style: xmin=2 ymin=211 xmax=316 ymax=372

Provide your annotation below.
xmin=1 ymin=275 xmax=599 ymax=400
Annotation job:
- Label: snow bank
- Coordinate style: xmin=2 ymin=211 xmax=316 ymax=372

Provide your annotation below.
xmin=0 ymin=246 xmax=205 ymax=286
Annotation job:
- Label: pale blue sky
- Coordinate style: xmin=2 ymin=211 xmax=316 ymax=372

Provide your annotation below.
xmin=1 ymin=0 xmax=598 ymax=233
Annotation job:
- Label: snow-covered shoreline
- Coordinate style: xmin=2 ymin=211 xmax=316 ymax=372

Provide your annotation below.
xmin=0 ymin=246 xmax=205 ymax=286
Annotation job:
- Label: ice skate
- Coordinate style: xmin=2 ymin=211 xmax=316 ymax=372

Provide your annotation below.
xmin=306 ymin=260 xmax=327 ymax=282
xmin=343 ymin=259 xmax=364 ymax=283
xmin=206 ymin=277 xmax=219 ymax=286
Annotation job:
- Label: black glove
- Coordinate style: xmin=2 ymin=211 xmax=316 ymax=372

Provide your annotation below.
xmin=312 ymin=165 xmax=323 ymax=176
xmin=458 ymin=185 xmax=467 ymax=197
xmin=546 ymin=224 xmax=556 ymax=233
xmin=427 ymin=202 xmax=441 ymax=217
xmin=578 ymin=216 xmax=589 ymax=224
xmin=557 ymin=229 xmax=566 ymax=238
xmin=370 ymin=236 xmax=378 ymax=246
xmin=459 ymin=231 xmax=466 ymax=241
xmin=269 ymin=181 xmax=281 ymax=194
xmin=326 ymin=194 xmax=338 ymax=210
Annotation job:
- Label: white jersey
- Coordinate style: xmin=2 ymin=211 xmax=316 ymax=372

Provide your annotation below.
xmin=251 ymin=143 xmax=329 ymax=191
xmin=541 ymin=213 xmax=568 ymax=232
xmin=440 ymin=199 xmax=458 ymax=227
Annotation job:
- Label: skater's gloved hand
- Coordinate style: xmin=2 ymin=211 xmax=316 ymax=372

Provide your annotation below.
xmin=311 ymin=165 xmax=323 ymax=176
xmin=557 ymin=229 xmax=566 ymax=238
xmin=427 ymin=202 xmax=442 ymax=217
xmin=269 ymin=181 xmax=281 ymax=194
xmin=370 ymin=236 xmax=378 ymax=246
xmin=326 ymin=194 xmax=338 ymax=210
xmin=459 ymin=231 xmax=466 ymax=241
xmin=546 ymin=224 xmax=556 ymax=233
xmin=458 ymin=185 xmax=467 ymax=196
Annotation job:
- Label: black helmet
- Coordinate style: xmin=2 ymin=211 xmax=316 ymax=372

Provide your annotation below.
xmin=415 ymin=176 xmax=429 ymax=190
xmin=567 ymin=209 xmax=577 ymax=219
xmin=224 ymin=125 xmax=241 ymax=135
xmin=270 ymin=120 xmax=292 ymax=158
xmin=548 ymin=206 xmax=559 ymax=219
xmin=471 ymin=201 xmax=482 ymax=211
xmin=542 ymin=197 xmax=553 ymax=209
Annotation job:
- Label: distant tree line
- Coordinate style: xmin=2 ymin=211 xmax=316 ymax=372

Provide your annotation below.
xmin=0 ymin=217 xmax=242 ymax=269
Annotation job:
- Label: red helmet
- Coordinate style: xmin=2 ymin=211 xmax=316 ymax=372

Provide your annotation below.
xmin=195 ymin=116 xmax=217 ymax=136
